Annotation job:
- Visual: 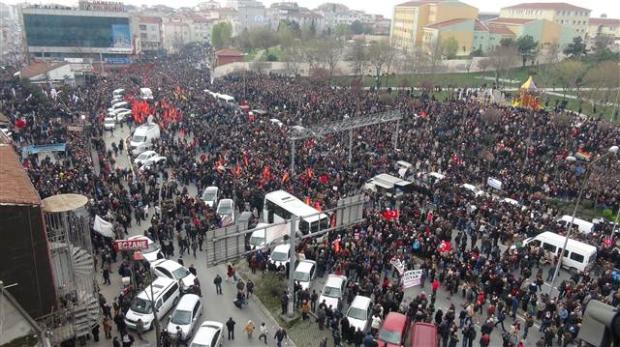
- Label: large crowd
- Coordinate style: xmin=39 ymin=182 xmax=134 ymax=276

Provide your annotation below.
xmin=1 ymin=44 xmax=619 ymax=347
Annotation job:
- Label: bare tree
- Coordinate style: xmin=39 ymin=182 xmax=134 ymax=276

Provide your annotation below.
xmin=281 ymin=42 xmax=304 ymax=76
xmin=367 ymin=40 xmax=397 ymax=87
xmin=318 ymin=37 xmax=344 ymax=78
xmin=487 ymin=45 xmax=519 ymax=84
xmin=347 ymin=38 xmax=367 ymax=76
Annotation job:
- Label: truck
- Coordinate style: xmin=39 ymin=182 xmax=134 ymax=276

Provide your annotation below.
xmin=249 ymin=222 xmax=289 ymax=250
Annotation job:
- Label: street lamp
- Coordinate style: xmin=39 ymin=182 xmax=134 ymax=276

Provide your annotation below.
xmin=549 ymin=145 xmax=619 ymax=290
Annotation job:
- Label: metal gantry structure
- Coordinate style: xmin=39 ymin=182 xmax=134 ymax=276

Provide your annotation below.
xmin=288 ymin=110 xmax=403 ymax=173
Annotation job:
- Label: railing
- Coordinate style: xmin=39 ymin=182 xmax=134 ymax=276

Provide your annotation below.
xmin=36 ymin=309 xmax=76 ymax=345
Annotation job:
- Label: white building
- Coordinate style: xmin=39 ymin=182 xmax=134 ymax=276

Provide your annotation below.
xmin=162 ymin=16 xmax=191 ymax=53
xmin=233 ymin=0 xmax=267 ymax=34
xmin=134 ymin=16 xmax=163 ymax=53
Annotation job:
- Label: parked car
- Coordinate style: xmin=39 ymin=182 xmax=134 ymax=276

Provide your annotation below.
xmin=190 ymin=321 xmax=224 ymax=347
xmin=216 ymin=199 xmax=235 ymax=226
xmin=200 ymin=186 xmax=219 ymax=208
xmin=151 ymin=259 xmax=197 ymax=292
xmin=134 ymin=150 xmax=166 ymax=167
xmin=125 ymin=277 xmax=180 ymax=331
xmin=318 ymin=274 xmax=347 ymax=311
xmin=268 ymin=243 xmax=291 ymax=269
xmin=345 ymin=295 xmax=373 ymax=332
xmin=293 ymin=259 xmax=317 ymax=290
xmin=166 ymin=294 xmax=203 ymax=342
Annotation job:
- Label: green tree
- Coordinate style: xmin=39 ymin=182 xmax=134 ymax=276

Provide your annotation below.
xmin=516 ymin=35 xmax=538 ymax=67
xmin=441 ymin=37 xmax=459 ymax=59
xmin=250 ymin=26 xmax=277 ymax=53
xmin=500 ymin=37 xmax=515 ymax=47
xmin=550 ymin=59 xmax=587 ymax=98
xmin=334 ymin=23 xmax=351 ymax=39
xmin=276 ymin=21 xmax=297 ymax=49
xmin=591 ymin=32 xmax=619 ymax=62
xmin=350 ymin=20 xmax=366 ymax=35
xmin=211 ymin=22 xmax=232 ymax=49
xmin=487 ymin=44 xmax=519 ymax=84
xmin=563 ymin=36 xmax=588 ymax=58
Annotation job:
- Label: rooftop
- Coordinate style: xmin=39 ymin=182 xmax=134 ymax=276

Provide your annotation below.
xmin=488 ymin=24 xmax=516 ymax=35
xmin=489 ymin=17 xmax=535 ymax=24
xmin=138 ymin=16 xmax=162 ymax=24
xmin=424 ymin=18 xmax=471 ymax=29
xmin=589 ymin=17 xmax=620 ymax=26
xmin=474 ymin=19 xmax=489 ymax=31
xmin=502 ymin=2 xmax=590 ymax=12
xmin=19 ymin=62 xmax=68 ymax=79
xmin=0 ymin=145 xmax=41 ymax=206
xmin=215 ymin=48 xmax=243 ymax=57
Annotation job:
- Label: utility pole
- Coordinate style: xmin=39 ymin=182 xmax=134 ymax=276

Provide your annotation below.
xmin=290 ymin=139 xmax=295 ymax=174
xmin=286 ymin=216 xmax=297 ymax=317
xmin=348 ymin=129 xmax=353 ymax=164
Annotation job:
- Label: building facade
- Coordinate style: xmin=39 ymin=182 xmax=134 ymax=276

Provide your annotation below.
xmin=390 ymin=0 xmax=479 ymax=53
xmin=20 ymin=5 xmax=133 ymax=60
xmin=487 ymin=17 xmax=573 ymax=47
xmin=422 ymin=18 xmax=475 ymax=56
xmin=499 ymin=2 xmax=590 ymax=39
xmin=162 ymin=16 xmax=191 ymax=53
xmin=133 ymin=16 xmax=163 ymax=53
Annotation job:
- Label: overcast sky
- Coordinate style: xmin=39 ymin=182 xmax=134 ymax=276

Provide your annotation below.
xmin=4 ymin=0 xmax=619 ymax=18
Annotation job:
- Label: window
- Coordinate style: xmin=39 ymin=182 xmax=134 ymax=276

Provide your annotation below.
xmin=139 ymin=24 xmax=147 ymax=30
xmin=157 ymin=267 xmax=172 ymax=278
xmin=140 ymin=33 xmax=147 ymax=40
xmin=192 ymin=302 xmax=201 ymax=317
xmin=542 ymin=242 xmax=557 ymax=253
xmin=163 ymin=283 xmax=178 ymax=301
xmin=211 ymin=331 xmax=220 ymax=346
xmin=570 ymin=252 xmax=585 ymax=263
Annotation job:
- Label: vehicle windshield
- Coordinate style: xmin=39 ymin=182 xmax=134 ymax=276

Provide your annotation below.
xmin=137 ymin=152 xmax=151 ymax=160
xmin=132 ymin=135 xmax=146 ymax=143
xmin=218 ymin=205 xmax=232 ymax=215
xmin=347 ymin=307 xmax=367 ymax=321
xmin=143 ymin=242 xmax=159 ymax=254
xmin=378 ymin=329 xmax=401 ymax=345
xmin=202 ymin=191 xmax=216 ymax=201
xmin=250 ymin=236 xmax=265 ymax=247
xmin=271 ymin=251 xmax=288 ymax=261
xmin=130 ymin=298 xmax=152 ymax=314
xmin=322 ymin=285 xmax=341 ymax=298
xmin=294 ymin=271 xmax=310 ymax=282
xmin=172 ymin=267 xmax=190 ymax=279
xmin=170 ymin=309 xmax=192 ymax=325
xmin=189 ymin=344 xmax=208 ymax=347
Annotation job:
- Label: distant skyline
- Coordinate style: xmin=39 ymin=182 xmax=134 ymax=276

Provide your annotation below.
xmin=2 ymin=0 xmax=619 ymax=18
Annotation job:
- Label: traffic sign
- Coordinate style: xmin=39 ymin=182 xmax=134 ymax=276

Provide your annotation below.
xmin=113 ymin=239 xmax=148 ymax=251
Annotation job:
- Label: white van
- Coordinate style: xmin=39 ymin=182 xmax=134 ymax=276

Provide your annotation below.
xmin=125 ymin=277 xmax=180 ymax=330
xmin=113 ymin=88 xmax=125 ymax=98
xmin=200 ymin=186 xmax=219 ymax=208
xmin=521 ymin=231 xmax=597 ymax=272
xmin=130 ymin=122 xmax=161 ymax=155
xmin=318 ymin=274 xmax=347 ymax=311
xmin=140 ymin=87 xmax=154 ymax=100
xmin=346 ymin=295 xmax=373 ymax=332
xmin=293 ymin=260 xmax=317 ymax=290
xmin=364 ymin=173 xmax=411 ymax=197
xmin=112 ymin=101 xmax=129 ymax=110
xmin=166 ymin=294 xmax=203 ymax=342
xmin=557 ymin=215 xmax=594 ymax=234
xmin=268 ymin=243 xmax=291 ymax=268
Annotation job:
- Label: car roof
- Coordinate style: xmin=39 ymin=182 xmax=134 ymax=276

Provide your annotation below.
xmin=204 ymin=186 xmax=218 ymax=193
xmin=382 ymin=312 xmax=407 ymax=329
xmin=273 ymin=244 xmax=291 ymax=252
xmin=295 ymin=260 xmax=316 ymax=273
xmin=136 ymin=277 xmax=176 ymax=300
xmin=152 ymin=259 xmax=182 ymax=271
xmin=192 ymin=321 xmax=224 ymax=345
xmin=128 ymin=235 xmax=153 ymax=245
xmin=325 ymin=274 xmax=346 ymax=287
xmin=175 ymin=294 xmax=201 ymax=311
xmin=218 ymin=199 xmax=233 ymax=206
xmin=349 ymin=295 xmax=372 ymax=308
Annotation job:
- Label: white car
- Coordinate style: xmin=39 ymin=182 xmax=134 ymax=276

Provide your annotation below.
xmin=268 ymin=243 xmax=291 ymax=269
xmin=115 ymin=110 xmax=132 ymax=122
xmin=127 ymin=235 xmax=163 ymax=263
xmin=318 ymin=274 xmax=347 ymax=311
xmin=200 ymin=186 xmax=219 ymax=208
xmin=190 ymin=321 xmax=224 ymax=347
xmin=345 ymin=295 xmax=373 ymax=332
xmin=166 ymin=294 xmax=203 ymax=342
xmin=151 ymin=259 xmax=197 ymax=292
xmin=461 ymin=183 xmax=486 ymax=198
xmin=134 ymin=150 xmax=167 ymax=167
xmin=293 ymin=259 xmax=317 ymax=290
xmin=103 ymin=117 xmax=116 ymax=130
xmin=216 ymin=199 xmax=235 ymax=226
xmin=0 ymin=124 xmax=12 ymax=137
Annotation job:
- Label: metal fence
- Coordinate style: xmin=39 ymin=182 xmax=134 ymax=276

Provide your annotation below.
xmin=205 ymin=194 xmax=366 ymax=266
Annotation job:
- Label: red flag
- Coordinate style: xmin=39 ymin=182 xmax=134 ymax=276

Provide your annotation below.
xmin=281 ymin=171 xmax=289 ymax=184
xmin=313 ymin=201 xmax=321 ymax=211
xmin=243 ymin=152 xmax=249 ymax=167
xmin=305 ymin=168 xmax=314 ymax=179
xmin=319 ymin=174 xmax=328 ymax=185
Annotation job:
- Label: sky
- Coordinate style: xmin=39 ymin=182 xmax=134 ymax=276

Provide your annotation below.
xmin=3 ymin=0 xmax=619 ymax=18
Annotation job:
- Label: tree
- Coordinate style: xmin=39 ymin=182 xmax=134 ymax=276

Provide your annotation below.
xmin=542 ymin=43 xmax=561 ymax=64
xmin=347 ymin=39 xmax=367 ymax=76
xmin=350 ymin=20 xmax=366 ymax=35
xmin=563 ymin=36 xmax=588 ymax=58
xmin=441 ymin=37 xmax=459 ymax=59
xmin=250 ymin=26 xmax=277 ymax=53
xmin=281 ymin=42 xmax=304 ymax=75
xmin=367 ymin=40 xmax=397 ymax=87
xmin=549 ymin=59 xmax=587 ymax=98
xmin=582 ymin=60 xmax=620 ymax=107
xmin=591 ymin=32 xmax=619 ymax=61
xmin=334 ymin=23 xmax=351 ymax=39
xmin=211 ymin=22 xmax=232 ymax=49
xmin=500 ymin=37 xmax=515 ymax=47
xmin=276 ymin=21 xmax=298 ymax=49
xmin=316 ymin=37 xmax=344 ymax=78
xmin=487 ymin=44 xmax=519 ymax=84
xmin=516 ymin=35 xmax=538 ymax=67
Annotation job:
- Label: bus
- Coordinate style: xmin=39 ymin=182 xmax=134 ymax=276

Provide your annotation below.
xmin=263 ymin=191 xmax=330 ymax=236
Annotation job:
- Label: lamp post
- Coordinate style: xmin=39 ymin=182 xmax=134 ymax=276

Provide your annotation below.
xmin=549 ymin=145 xmax=619 ymax=290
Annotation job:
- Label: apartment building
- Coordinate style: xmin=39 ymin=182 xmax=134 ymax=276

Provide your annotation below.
xmin=134 ymin=16 xmax=162 ymax=53
xmin=487 ymin=17 xmax=573 ymax=47
xmin=499 ymin=2 xmax=590 ymax=39
xmin=390 ymin=0 xmax=478 ymax=53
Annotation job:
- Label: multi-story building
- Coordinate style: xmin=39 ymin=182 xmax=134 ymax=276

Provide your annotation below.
xmin=422 ymin=18 xmax=475 ymax=56
xmin=390 ymin=0 xmax=479 ymax=53
xmin=487 ymin=17 xmax=572 ymax=47
xmin=133 ymin=16 xmax=163 ymax=54
xmin=162 ymin=15 xmax=191 ymax=53
xmin=267 ymin=2 xmax=324 ymax=32
xmin=588 ymin=17 xmax=620 ymax=42
xmin=0 ymin=3 xmax=23 ymax=65
xmin=499 ymin=2 xmax=590 ymax=39
xmin=234 ymin=0 xmax=267 ymax=34
xmin=20 ymin=3 xmax=133 ymax=60
xmin=473 ymin=20 xmax=515 ymax=53
xmin=315 ymin=2 xmax=367 ymax=28
xmin=187 ymin=14 xmax=213 ymax=44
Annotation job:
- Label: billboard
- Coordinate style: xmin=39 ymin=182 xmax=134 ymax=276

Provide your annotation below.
xmin=24 ymin=13 xmax=132 ymax=50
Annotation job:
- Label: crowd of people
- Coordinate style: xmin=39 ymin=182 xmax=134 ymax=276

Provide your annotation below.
xmin=1 ymin=42 xmax=619 ymax=347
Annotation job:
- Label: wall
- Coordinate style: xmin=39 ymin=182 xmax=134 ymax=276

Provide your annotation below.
xmin=0 ymin=205 xmax=56 ymax=319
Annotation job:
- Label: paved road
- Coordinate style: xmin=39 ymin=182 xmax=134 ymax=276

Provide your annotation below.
xmin=88 ymin=124 xmax=283 ymax=347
